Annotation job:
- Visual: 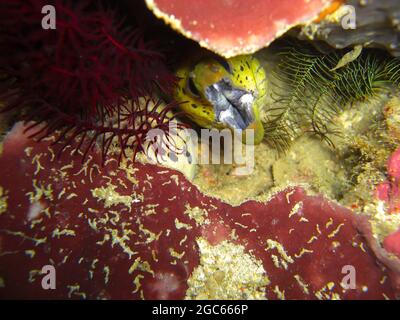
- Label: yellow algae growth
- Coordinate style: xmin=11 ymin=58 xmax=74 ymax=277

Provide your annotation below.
xmin=185 ymin=238 xmax=269 ymax=300
xmin=0 ymin=186 xmax=8 ymax=215
xmin=91 ymin=183 xmax=142 ymax=210
xmin=183 ymin=203 xmax=209 ymax=226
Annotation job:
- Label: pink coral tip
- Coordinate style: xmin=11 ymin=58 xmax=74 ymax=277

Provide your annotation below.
xmin=383 ymin=230 xmax=400 ymax=259
xmin=388 ymin=147 xmax=400 ymax=179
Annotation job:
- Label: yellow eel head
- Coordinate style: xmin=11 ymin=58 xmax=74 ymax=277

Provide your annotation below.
xmin=175 ymin=55 xmax=266 ymax=144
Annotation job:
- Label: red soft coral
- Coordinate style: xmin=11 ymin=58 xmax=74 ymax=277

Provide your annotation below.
xmin=0 ymin=0 xmax=179 ymax=163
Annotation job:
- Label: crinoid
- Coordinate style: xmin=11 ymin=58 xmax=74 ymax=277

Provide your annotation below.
xmin=0 ymin=0 xmax=181 ymax=164
xmin=267 ymin=39 xmax=400 ymax=151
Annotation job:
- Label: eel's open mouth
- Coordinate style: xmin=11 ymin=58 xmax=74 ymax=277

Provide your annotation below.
xmin=204 ymin=78 xmax=256 ymax=131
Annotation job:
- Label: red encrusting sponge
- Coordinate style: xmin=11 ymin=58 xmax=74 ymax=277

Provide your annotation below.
xmin=0 ymin=122 xmax=399 ymax=299
xmin=0 ymin=0 xmax=179 ymax=164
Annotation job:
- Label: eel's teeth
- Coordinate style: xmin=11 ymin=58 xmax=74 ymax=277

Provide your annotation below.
xmin=218 ymin=106 xmax=246 ymax=130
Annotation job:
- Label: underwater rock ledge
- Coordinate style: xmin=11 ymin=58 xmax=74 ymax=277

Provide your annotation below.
xmin=144 ymin=0 xmax=334 ymax=58
xmin=297 ymin=0 xmax=400 ymax=57
xmin=0 ymin=123 xmax=399 ymax=299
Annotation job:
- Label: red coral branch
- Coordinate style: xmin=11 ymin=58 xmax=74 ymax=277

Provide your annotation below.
xmin=0 ymin=0 xmax=179 ymax=164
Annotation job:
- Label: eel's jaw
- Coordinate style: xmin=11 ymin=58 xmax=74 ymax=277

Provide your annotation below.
xmin=204 ymin=78 xmax=264 ymax=144
xmin=245 ymin=119 xmax=264 ymax=145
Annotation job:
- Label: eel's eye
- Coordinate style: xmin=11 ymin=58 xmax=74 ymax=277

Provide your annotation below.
xmin=186 ymin=76 xmax=201 ymax=98
xmin=216 ymin=57 xmax=232 ymax=74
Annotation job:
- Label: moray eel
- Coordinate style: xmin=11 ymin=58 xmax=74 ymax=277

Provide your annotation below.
xmin=174 ymin=55 xmax=266 ymax=144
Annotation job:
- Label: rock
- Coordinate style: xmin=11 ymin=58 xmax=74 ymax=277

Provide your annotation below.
xmin=0 ymin=122 xmax=398 ymax=299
